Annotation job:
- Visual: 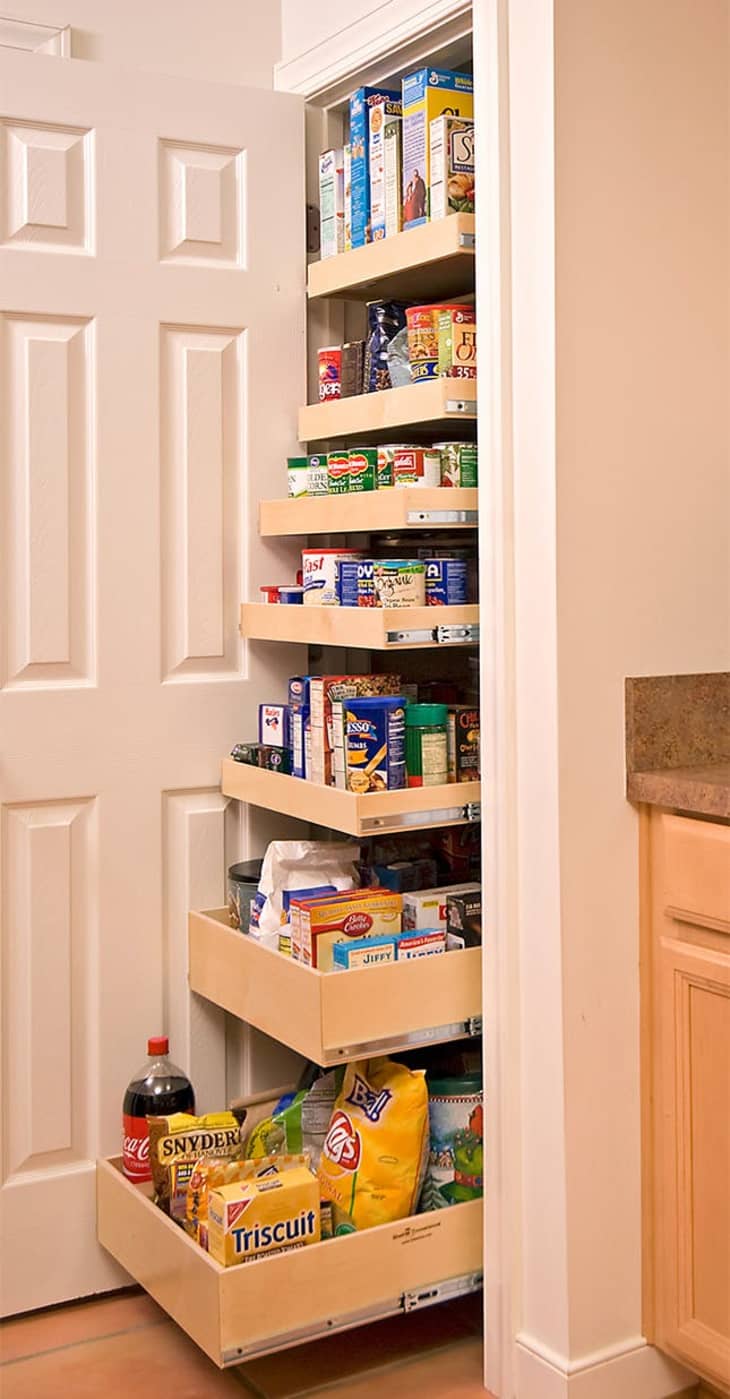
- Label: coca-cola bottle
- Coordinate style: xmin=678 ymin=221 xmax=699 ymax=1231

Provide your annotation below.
xmin=122 ymin=1036 xmax=195 ymax=1182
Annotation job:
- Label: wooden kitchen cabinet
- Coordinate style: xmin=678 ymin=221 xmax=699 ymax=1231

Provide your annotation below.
xmin=642 ymin=810 xmax=730 ymax=1392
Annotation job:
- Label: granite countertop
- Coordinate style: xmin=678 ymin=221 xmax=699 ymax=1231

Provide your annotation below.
xmin=625 ymin=672 xmax=730 ymax=820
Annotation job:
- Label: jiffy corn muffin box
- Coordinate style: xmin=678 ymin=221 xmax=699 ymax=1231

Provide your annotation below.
xmin=401 ymin=68 xmax=473 ymax=228
xmin=207 ymin=1166 xmax=320 ymax=1266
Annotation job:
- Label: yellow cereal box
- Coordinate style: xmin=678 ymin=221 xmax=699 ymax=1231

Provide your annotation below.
xmin=207 ymin=1166 xmax=320 ymax=1266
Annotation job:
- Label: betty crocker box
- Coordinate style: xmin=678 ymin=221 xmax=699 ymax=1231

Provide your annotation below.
xmin=297 ymin=889 xmax=402 ymax=971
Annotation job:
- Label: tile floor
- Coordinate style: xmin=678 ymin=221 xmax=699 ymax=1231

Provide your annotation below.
xmin=1 ymin=1288 xmax=495 ymax=1399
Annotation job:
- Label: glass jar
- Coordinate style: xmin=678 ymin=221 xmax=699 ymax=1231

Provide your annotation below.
xmin=405 ymin=703 xmax=449 ymax=787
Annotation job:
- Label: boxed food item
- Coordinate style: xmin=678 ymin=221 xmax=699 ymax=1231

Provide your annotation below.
xmin=395 ymin=928 xmax=447 ymax=958
xmin=344 ymin=695 xmax=406 ymax=793
xmin=349 ymin=87 xmax=400 ymax=247
xmin=402 ymin=68 xmax=473 ymax=229
xmin=208 ymin=1166 xmax=320 ymax=1266
xmin=319 ymin=148 xmax=344 ymax=258
xmin=299 ymin=888 xmax=402 ymax=970
xmin=447 ymin=705 xmax=480 ymax=780
xmin=259 ymin=703 xmax=290 ymax=749
xmin=438 ymin=309 xmax=477 ymax=379
xmin=186 ymin=1152 xmax=310 ymax=1249
xmin=332 ymin=934 xmax=398 ymax=970
xmin=343 ymin=142 xmax=352 ymax=251
xmin=369 ymin=96 xmax=402 ymax=240
xmin=446 ymin=887 xmax=482 ymax=948
xmin=148 ymin=1112 xmax=244 ymax=1221
xmin=402 ymin=881 xmax=481 ymax=931
xmin=311 ymin=673 xmax=401 ymax=787
xmin=429 ymin=116 xmax=475 ymax=219
xmin=290 ymin=706 xmax=309 ymax=779
xmin=341 ymin=340 xmax=364 ymax=397
xmin=371 ymin=857 xmax=439 ymax=893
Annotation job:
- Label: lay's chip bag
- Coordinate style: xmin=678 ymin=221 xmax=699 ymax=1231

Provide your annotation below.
xmin=317 ymin=1058 xmax=428 ymax=1232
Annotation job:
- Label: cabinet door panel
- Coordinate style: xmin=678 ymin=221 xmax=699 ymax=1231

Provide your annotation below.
xmin=659 ymin=937 xmax=730 ymax=1387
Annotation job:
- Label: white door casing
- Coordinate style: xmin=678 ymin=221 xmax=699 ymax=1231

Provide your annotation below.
xmin=0 ymin=48 xmax=305 ymax=1314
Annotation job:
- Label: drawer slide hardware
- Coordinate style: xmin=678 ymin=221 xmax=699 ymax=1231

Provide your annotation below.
xmin=385 ymin=623 xmax=480 ymax=646
xmin=458 ymin=231 xmax=476 ymax=250
xmin=327 ymin=1015 xmax=483 ymax=1065
xmin=359 ymin=799 xmax=481 ymax=833
xmin=444 ymin=396 xmax=477 ymax=414
xmin=406 ymin=508 xmax=478 ymax=526
xmin=222 ymin=1269 xmax=483 ymax=1365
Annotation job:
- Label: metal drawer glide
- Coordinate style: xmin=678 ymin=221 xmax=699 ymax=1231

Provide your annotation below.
xmin=386 ymin=623 xmax=480 ymax=646
xmin=359 ymin=800 xmax=481 ymax=833
xmin=405 ymin=508 xmax=478 ymax=527
xmin=325 ymin=1014 xmax=483 ymax=1065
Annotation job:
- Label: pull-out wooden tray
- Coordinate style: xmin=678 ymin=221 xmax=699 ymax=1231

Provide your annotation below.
xmin=221 ymin=759 xmax=481 ymax=837
xmin=240 ymin=603 xmax=479 ymax=651
xmin=189 ymin=910 xmax=482 ymax=1065
xmin=258 ymin=486 xmax=478 ymax=537
xmin=307 ymin=214 xmax=475 ymax=303
xmin=97 ymin=1158 xmax=483 ymax=1367
xmin=298 ymin=380 xmax=477 ymax=444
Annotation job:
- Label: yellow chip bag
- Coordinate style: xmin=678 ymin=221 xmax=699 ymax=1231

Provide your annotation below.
xmin=317 ymin=1058 xmax=428 ymax=1232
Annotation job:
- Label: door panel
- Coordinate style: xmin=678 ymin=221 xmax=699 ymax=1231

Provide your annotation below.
xmin=0 ymin=48 xmax=304 ymax=1313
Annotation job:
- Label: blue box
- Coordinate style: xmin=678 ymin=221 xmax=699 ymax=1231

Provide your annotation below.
xmin=424 ymin=557 xmax=468 ymax=605
xmin=332 ymin=934 xmax=398 ymax=970
xmin=344 ymin=695 xmax=406 ymax=792
xmin=289 ymin=676 xmax=312 ymax=707
xmin=291 ymin=705 xmax=310 ymax=779
xmin=337 ymin=560 xmax=360 ymax=607
xmin=349 ymin=86 xmax=400 ymax=247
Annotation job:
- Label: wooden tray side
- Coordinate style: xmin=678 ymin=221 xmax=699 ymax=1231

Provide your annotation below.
xmin=320 ymin=946 xmax=482 ymax=1053
xmin=307 ymin=215 xmax=475 ymax=302
xmin=240 ymin=603 xmax=479 ymax=650
xmin=258 ymin=487 xmax=478 ymax=537
xmin=298 ymin=381 xmax=477 ymax=444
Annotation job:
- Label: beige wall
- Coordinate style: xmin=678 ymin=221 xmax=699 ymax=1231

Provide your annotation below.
xmin=555 ymin=0 xmax=729 ymax=1361
xmin=5 ymin=0 xmax=281 ymax=86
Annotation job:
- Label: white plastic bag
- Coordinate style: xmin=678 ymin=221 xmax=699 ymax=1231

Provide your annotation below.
xmin=250 ymin=840 xmax=360 ymax=949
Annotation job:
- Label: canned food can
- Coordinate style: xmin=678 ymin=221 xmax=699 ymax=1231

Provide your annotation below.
xmin=327 ymin=451 xmax=350 ymax=494
xmin=318 ymin=346 xmax=342 ymax=401
xmin=434 ymin=441 xmax=478 ymax=488
xmin=393 ymin=446 xmax=441 ymax=488
xmin=307 ymin=454 xmax=329 ymax=496
xmin=279 ymin=586 xmax=305 ymax=605
xmin=348 ymin=447 xmax=377 ymax=492
xmin=405 ymin=305 xmax=441 ymax=383
xmin=260 ymin=585 xmax=280 ymax=604
xmin=357 ymin=559 xmax=377 ymax=607
xmin=336 ymin=560 xmax=360 ymax=607
xmin=376 ymin=444 xmax=405 ymax=489
xmin=287 ymin=458 xmax=309 ymax=497
xmin=258 ymin=745 xmax=293 ymax=774
xmin=424 ymin=558 xmax=468 ymax=605
xmin=302 ymin=548 xmax=364 ymax=605
xmin=372 ymin=559 xmax=426 ymax=608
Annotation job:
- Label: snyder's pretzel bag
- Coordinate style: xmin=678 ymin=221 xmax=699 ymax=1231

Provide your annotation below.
xmin=148 ymin=1112 xmax=244 ymax=1221
xmin=317 ymin=1057 xmax=428 ymax=1231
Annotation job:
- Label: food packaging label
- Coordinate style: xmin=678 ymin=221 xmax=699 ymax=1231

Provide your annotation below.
xmin=402 ymin=68 xmax=473 ymax=229
xmin=349 ymin=87 xmax=400 ymax=247
xmin=369 ymin=98 xmax=402 ymax=240
xmin=319 ymin=149 xmax=344 ymax=258
xmin=429 ymin=116 xmax=474 ymax=220
xmin=207 ymin=1167 xmax=320 ymax=1265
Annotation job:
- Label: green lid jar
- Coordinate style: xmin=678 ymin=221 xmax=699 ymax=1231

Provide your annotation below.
xmin=405 ymin=703 xmax=448 ymax=788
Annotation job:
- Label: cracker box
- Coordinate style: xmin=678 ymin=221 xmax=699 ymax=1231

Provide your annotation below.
xmin=402 ymin=881 xmax=481 ymax=931
xmin=349 ymin=86 xmax=400 ymax=247
xmin=446 ymin=887 xmax=482 ymax=949
xmin=429 ymin=116 xmax=474 ymax=220
xmin=319 ymin=148 xmax=344 ymax=259
xmin=369 ymin=97 xmax=402 ymax=240
xmin=299 ymin=889 xmax=402 ymax=971
xmin=207 ymin=1166 xmax=320 ymax=1266
xmin=332 ymin=934 xmax=398 ymax=970
xmin=401 ymin=68 xmax=473 ymax=229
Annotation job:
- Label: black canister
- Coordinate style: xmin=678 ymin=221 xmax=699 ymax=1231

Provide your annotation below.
xmin=227 ymin=859 xmax=263 ymax=930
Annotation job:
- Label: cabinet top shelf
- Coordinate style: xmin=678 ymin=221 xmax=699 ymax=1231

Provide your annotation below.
xmin=307 ymin=215 xmax=475 ymax=303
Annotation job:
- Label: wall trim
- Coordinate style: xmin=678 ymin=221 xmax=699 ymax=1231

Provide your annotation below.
xmin=274 ymin=0 xmax=471 ymax=102
xmin=516 ymin=1333 xmax=694 ymax=1399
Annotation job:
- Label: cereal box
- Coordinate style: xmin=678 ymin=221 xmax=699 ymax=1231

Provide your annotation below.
xmin=299 ymin=889 xmax=402 ymax=970
xmin=401 ymin=882 xmax=481 ymax=931
xmin=429 ymin=116 xmax=474 ymax=219
xmin=343 ymin=142 xmax=352 ymax=252
xmin=319 ymin=148 xmax=344 ymax=259
xmin=349 ymin=87 xmax=400 ymax=248
xmin=207 ymin=1167 xmax=320 ymax=1266
xmin=369 ymin=97 xmax=402 ymax=240
xmin=401 ymin=68 xmax=473 ymax=229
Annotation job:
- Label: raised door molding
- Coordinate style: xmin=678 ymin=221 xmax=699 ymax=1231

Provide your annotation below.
xmin=275 ymin=0 xmax=472 ymax=101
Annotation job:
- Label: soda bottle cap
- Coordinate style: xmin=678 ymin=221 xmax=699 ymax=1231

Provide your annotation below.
xmin=147 ymin=1035 xmax=169 ymax=1056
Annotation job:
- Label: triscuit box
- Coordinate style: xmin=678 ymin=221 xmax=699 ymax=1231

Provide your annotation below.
xmin=319 ymin=149 xmax=344 ymax=259
xmin=401 ymin=68 xmax=473 ymax=229
xmin=369 ymin=97 xmax=402 ymax=240
xmin=350 ymin=86 xmax=400 ymax=247
xmin=429 ymin=116 xmax=474 ymax=220
xmin=401 ymin=882 xmax=481 ymax=931
xmin=299 ymin=889 xmax=402 ymax=971
xmin=207 ymin=1166 xmax=320 ymax=1266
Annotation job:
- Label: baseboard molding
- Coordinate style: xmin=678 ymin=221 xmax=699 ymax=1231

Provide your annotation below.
xmin=516 ymin=1333 xmax=694 ymax=1399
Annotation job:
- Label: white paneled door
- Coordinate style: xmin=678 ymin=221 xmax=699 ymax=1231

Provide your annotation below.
xmin=0 ymin=48 xmax=304 ymax=1313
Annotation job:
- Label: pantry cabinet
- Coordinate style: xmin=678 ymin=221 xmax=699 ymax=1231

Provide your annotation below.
xmin=643 ymin=810 xmax=730 ymax=1392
